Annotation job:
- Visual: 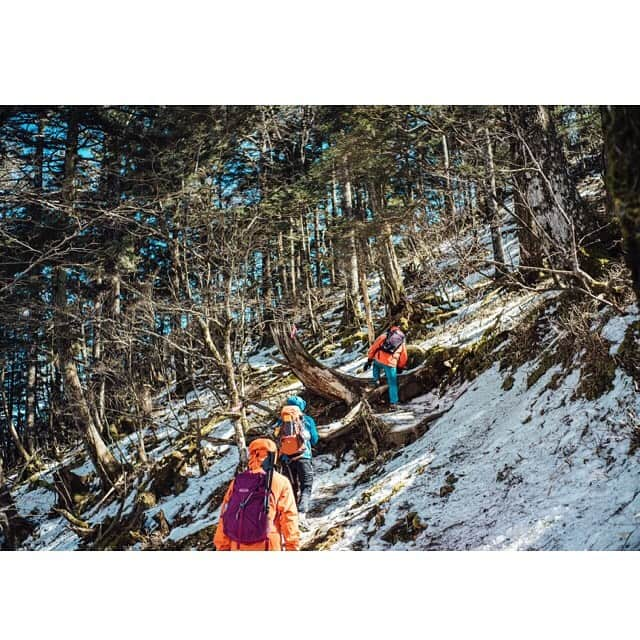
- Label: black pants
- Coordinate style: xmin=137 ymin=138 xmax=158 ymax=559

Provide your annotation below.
xmin=283 ymin=458 xmax=313 ymax=514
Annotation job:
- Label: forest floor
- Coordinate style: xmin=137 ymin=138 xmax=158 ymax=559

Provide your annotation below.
xmin=6 ymin=217 xmax=640 ymax=551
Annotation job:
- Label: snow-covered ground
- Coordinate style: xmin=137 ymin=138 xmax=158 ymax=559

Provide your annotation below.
xmin=7 ymin=222 xmax=640 ymax=551
xmin=304 ymin=359 xmax=640 ymax=550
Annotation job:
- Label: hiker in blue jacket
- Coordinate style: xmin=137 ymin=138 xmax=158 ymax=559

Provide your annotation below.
xmin=274 ymin=395 xmax=318 ymax=529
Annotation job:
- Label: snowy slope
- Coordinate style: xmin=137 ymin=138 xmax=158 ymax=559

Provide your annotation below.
xmin=303 ymin=361 xmax=640 ymax=550
xmin=293 ymin=288 xmax=640 ymax=550
xmin=7 ymin=222 xmax=640 ymax=551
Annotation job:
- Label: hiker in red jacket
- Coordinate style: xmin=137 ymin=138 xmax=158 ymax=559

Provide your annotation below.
xmin=364 ymin=322 xmax=408 ymax=408
xmin=213 ymin=438 xmax=300 ymax=551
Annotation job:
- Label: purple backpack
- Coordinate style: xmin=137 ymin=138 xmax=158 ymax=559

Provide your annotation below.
xmin=222 ymin=471 xmax=271 ymax=545
xmin=380 ymin=328 xmax=405 ymax=354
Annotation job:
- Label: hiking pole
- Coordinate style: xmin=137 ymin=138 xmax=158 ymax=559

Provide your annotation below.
xmin=262 ymin=451 xmax=275 ymax=513
xmin=281 ymin=458 xmax=297 ymax=500
xmin=262 ymin=451 xmax=275 ymax=550
xmin=287 ymin=460 xmax=302 ymax=507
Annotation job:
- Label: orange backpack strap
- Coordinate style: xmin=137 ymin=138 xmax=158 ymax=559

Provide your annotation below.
xmin=281 ymin=405 xmax=303 ymax=422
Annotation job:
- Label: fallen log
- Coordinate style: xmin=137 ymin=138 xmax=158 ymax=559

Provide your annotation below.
xmin=271 ymin=322 xmax=452 ymax=404
xmin=317 ymin=383 xmax=469 ymax=448
xmin=317 ymin=401 xmax=366 ymax=441
xmin=316 ymin=400 xmax=389 ymax=459
xmin=271 ymin=321 xmax=478 ymax=455
xmin=271 ymin=322 xmax=371 ymax=404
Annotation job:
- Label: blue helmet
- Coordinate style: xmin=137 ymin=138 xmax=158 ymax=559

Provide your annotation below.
xmin=286 ymin=395 xmax=306 ymax=411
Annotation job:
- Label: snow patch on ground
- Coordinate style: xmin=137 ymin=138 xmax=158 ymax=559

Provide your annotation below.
xmin=248 ymin=346 xmax=281 ymax=371
xmin=601 ymin=307 xmax=638 ymax=355
xmin=302 ymin=362 xmax=640 ymax=550
xmin=146 ymin=451 xmax=239 ymax=540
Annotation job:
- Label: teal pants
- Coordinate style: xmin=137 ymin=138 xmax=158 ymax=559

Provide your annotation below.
xmin=372 ymin=360 xmax=399 ymax=404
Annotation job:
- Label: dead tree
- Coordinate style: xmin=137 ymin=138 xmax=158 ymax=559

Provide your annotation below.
xmin=271 ymin=323 xmax=372 ymax=405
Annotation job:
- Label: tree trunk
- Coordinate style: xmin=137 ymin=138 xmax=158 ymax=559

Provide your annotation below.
xmin=506 ymin=106 xmax=585 ymax=274
xmin=54 ymin=110 xmax=121 ymax=488
xmin=299 ymin=207 xmax=319 ymax=336
xmin=55 ymin=267 xmax=121 ymax=486
xmin=96 ymin=134 xmax=123 ymax=430
xmin=327 ymin=179 xmax=338 ymax=286
xmin=135 ymin=382 xmax=152 ymax=465
xmin=509 ymin=131 xmax=543 ymax=281
xmin=340 ymin=173 xmax=363 ymax=328
xmin=271 ymin=323 xmax=369 ymax=405
xmin=260 ymin=247 xmax=275 ymax=348
xmin=483 ymin=126 xmax=507 ymax=277
xmin=25 ymin=114 xmax=46 ymax=451
xmin=25 ymin=342 xmax=37 ymax=453
xmin=327 ymin=236 xmax=336 ymax=286
xmin=367 ymin=179 xmax=406 ymax=316
xmin=289 ymin=220 xmax=297 ymax=299
xmin=277 ymin=229 xmax=288 ymax=299
xmin=601 ymin=106 xmax=640 ymax=303
xmin=442 ymin=133 xmax=457 ymax=221
xmin=331 ymin=169 xmax=339 ymax=222
xmin=358 ymin=236 xmax=375 ymax=346
xmin=0 ymin=367 xmax=31 ymax=465
xmin=197 ymin=307 xmax=247 ymax=466
xmin=50 ymin=345 xmax=67 ymax=445
xmin=173 ymin=332 xmax=193 ymax=397
xmin=93 ymin=274 xmax=106 ymax=427
xmin=222 ymin=274 xmax=248 ymax=469
xmin=313 ymin=206 xmax=323 ymax=287
xmin=342 ymin=227 xmax=363 ymax=328
xmin=304 ymin=270 xmax=320 ymax=338
xmin=61 ymin=342 xmax=122 ymax=485
xmin=379 ymin=221 xmax=406 ymax=316
xmin=168 ymin=235 xmax=194 ymax=398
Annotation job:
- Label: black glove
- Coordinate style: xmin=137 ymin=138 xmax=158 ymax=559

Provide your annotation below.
xmin=363 ymin=359 xmax=372 ymax=371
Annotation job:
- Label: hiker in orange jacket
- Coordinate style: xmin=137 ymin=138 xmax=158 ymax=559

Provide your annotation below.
xmin=274 ymin=395 xmax=319 ymax=531
xmin=364 ymin=323 xmax=408 ymax=408
xmin=213 ymin=438 xmax=300 ymax=551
